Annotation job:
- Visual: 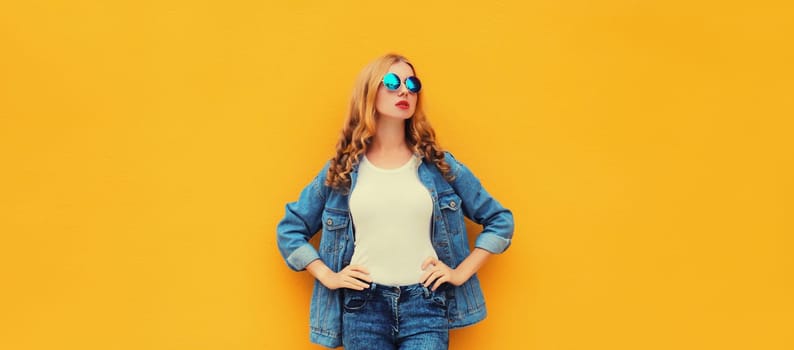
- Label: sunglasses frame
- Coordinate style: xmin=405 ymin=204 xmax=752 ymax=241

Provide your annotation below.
xmin=382 ymin=72 xmax=422 ymax=93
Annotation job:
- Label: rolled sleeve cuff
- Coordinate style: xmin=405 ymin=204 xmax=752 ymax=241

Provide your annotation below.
xmin=286 ymin=243 xmax=321 ymax=271
xmin=474 ymin=232 xmax=511 ymax=254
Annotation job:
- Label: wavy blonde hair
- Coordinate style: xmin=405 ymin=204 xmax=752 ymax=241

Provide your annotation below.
xmin=325 ymin=53 xmax=454 ymax=192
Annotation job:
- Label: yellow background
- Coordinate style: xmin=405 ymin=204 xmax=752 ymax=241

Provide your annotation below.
xmin=1 ymin=1 xmax=792 ymax=349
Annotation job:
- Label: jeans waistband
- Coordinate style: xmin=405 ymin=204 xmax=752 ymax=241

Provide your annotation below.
xmin=365 ymin=282 xmax=448 ymax=298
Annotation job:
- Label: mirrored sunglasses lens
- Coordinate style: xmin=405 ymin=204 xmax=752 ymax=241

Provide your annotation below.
xmin=383 ymin=73 xmax=401 ymax=90
xmin=406 ymin=76 xmax=422 ymax=93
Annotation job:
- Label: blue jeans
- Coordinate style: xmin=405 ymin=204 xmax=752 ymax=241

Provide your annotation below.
xmin=342 ymin=283 xmax=449 ymax=350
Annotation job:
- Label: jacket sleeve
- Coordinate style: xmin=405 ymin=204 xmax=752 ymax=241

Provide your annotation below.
xmin=276 ymin=163 xmax=329 ymax=271
xmin=445 ymin=152 xmax=514 ymax=254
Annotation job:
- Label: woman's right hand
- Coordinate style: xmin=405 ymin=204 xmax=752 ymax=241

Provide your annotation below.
xmin=306 ymin=260 xmax=372 ymax=290
xmin=322 ymin=264 xmax=372 ymax=290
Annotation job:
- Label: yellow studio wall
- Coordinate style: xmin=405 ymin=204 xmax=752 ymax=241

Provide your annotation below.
xmin=1 ymin=0 xmax=792 ymax=349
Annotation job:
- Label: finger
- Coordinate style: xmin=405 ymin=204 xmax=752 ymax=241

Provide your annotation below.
xmin=348 ymin=265 xmax=370 ymax=274
xmin=421 ymin=257 xmax=437 ymax=270
xmin=423 ymin=270 xmax=442 ymax=287
xmin=432 ymin=275 xmax=448 ymax=291
xmin=419 ymin=271 xmax=429 ymax=285
xmin=419 ymin=269 xmax=436 ymax=284
xmin=351 ymin=271 xmax=373 ymax=283
xmin=345 ymin=275 xmax=370 ymax=288
xmin=344 ymin=278 xmax=368 ymax=290
xmin=340 ymin=269 xmax=371 ymax=283
xmin=342 ymin=278 xmax=364 ymax=290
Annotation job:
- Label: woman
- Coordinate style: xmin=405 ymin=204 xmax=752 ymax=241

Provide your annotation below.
xmin=277 ymin=53 xmax=514 ymax=349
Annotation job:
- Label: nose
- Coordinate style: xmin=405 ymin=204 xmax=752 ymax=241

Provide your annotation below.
xmin=398 ymin=84 xmax=411 ymax=96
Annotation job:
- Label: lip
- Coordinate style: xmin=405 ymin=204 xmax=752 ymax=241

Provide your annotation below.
xmin=395 ymin=100 xmax=410 ymax=110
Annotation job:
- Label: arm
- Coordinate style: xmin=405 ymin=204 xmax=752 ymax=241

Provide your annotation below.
xmin=447 ymin=152 xmax=514 ymax=254
xmin=421 ymin=153 xmax=514 ymax=290
xmin=276 ymin=172 xmax=325 ymax=271
xmin=276 ymin=163 xmax=372 ymax=289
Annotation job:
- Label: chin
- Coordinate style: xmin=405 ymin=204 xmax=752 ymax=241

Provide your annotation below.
xmin=381 ymin=112 xmax=414 ymax=120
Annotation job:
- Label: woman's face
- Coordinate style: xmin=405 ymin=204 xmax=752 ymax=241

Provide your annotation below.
xmin=375 ymin=61 xmax=418 ymax=121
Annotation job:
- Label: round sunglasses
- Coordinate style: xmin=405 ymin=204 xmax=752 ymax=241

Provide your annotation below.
xmin=382 ymin=72 xmax=422 ymax=93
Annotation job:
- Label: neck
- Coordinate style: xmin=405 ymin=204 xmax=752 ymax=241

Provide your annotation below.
xmin=370 ymin=117 xmax=409 ymax=153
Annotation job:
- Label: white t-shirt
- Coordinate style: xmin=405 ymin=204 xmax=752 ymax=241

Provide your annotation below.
xmin=349 ymin=155 xmax=437 ymax=286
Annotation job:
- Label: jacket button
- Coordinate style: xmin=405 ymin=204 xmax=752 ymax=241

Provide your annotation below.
xmin=326 ymin=218 xmax=333 ymax=226
xmin=449 ymin=201 xmax=456 ymax=208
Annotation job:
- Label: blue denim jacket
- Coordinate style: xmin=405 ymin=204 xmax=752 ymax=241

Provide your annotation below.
xmin=276 ymin=152 xmax=514 ymax=348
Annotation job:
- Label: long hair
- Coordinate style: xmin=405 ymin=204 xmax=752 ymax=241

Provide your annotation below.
xmin=325 ymin=53 xmax=454 ymax=192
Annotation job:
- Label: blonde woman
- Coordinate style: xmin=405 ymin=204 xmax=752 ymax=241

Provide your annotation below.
xmin=277 ymin=53 xmax=514 ymax=349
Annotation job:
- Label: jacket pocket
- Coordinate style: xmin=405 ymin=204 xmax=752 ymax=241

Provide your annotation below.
xmin=320 ymin=209 xmax=348 ymax=254
xmin=438 ymin=192 xmax=464 ymax=235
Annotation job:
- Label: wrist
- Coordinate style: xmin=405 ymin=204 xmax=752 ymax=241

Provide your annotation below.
xmin=306 ymin=259 xmax=332 ymax=282
xmin=455 ymin=266 xmax=474 ymax=286
xmin=452 ymin=267 xmax=470 ymax=286
xmin=317 ymin=267 xmax=333 ymax=285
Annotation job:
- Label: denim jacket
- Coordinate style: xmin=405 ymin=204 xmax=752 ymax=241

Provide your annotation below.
xmin=276 ymin=152 xmax=514 ymax=348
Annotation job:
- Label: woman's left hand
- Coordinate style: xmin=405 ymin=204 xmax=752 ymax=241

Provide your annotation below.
xmin=420 ymin=257 xmax=465 ymax=291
